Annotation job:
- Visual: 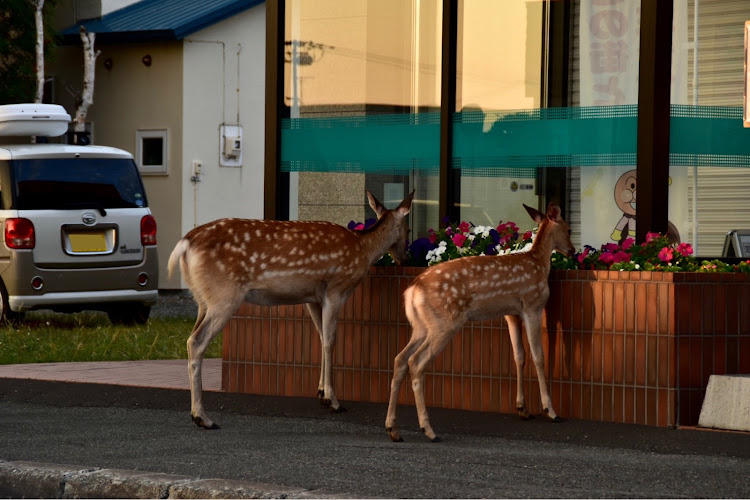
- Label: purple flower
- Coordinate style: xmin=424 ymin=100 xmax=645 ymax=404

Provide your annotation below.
xmin=409 ymin=237 xmax=436 ymax=265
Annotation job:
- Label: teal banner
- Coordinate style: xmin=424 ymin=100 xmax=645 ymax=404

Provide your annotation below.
xmin=281 ymin=113 xmax=440 ymax=175
xmin=280 ymin=106 xmax=750 ymax=175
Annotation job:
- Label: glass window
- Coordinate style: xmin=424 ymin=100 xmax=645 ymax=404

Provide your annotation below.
xmin=136 ymin=129 xmax=168 ymax=175
xmin=11 ymin=158 xmax=148 ymax=209
xmin=283 ymin=0 xmax=442 ymax=237
xmin=455 ymin=0 xmax=546 ymax=232
xmin=673 ymin=0 xmax=750 ymax=257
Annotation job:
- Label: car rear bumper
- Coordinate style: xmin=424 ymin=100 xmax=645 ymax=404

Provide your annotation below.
xmin=10 ymin=289 xmax=158 ymax=312
xmin=0 ymin=247 xmax=159 ymax=312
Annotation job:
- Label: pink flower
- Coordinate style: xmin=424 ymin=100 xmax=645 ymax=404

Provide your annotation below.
xmin=458 ymin=221 xmax=471 ymax=233
xmin=602 ymin=243 xmax=620 ymax=253
xmin=452 ymin=233 xmax=467 ymax=247
xmin=676 ymin=242 xmax=693 ymax=257
xmin=599 ymin=253 xmax=615 ymax=264
xmin=522 ymin=231 xmax=533 ymax=241
xmin=612 ymin=251 xmax=631 ymax=263
xmin=646 ymin=232 xmax=660 ymax=243
xmin=622 ymin=238 xmax=635 ymax=251
xmin=658 ymin=247 xmax=673 ymax=262
xmin=428 ymin=232 xmax=437 ymax=244
xmin=353 ymin=223 xmax=364 ymax=230
xmin=445 ymin=227 xmax=452 ymax=236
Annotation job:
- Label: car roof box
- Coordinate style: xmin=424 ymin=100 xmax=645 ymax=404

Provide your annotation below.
xmin=0 ymin=103 xmax=71 ymax=137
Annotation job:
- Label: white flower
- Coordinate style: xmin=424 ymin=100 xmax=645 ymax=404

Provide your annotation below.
xmin=473 ymin=225 xmax=491 ymax=238
xmin=496 ymin=245 xmax=511 ymax=255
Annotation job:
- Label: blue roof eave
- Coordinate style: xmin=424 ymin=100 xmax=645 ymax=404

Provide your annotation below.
xmin=59 ymin=0 xmax=265 ymax=45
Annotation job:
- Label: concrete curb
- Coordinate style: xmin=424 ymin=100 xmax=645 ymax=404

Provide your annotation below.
xmin=0 ymin=461 xmax=350 ymax=499
xmin=698 ymin=374 xmax=750 ymax=432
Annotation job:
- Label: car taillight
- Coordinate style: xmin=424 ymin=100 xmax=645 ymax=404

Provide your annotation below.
xmin=5 ymin=218 xmax=35 ymax=249
xmin=141 ymin=215 xmax=157 ymax=246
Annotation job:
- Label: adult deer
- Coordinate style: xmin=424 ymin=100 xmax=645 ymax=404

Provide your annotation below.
xmin=385 ymin=202 xmax=575 ymax=442
xmin=168 ymin=190 xmax=414 ymax=429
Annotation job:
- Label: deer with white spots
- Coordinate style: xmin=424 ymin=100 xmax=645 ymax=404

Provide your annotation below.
xmin=168 ymin=190 xmax=414 ymax=429
xmin=385 ymin=202 xmax=575 ymax=442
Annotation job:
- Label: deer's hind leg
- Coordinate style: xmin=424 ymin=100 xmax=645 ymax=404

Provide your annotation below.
xmin=408 ymin=326 xmax=457 ymax=442
xmin=385 ymin=332 xmax=425 ymax=442
xmin=187 ymin=298 xmax=242 ymax=429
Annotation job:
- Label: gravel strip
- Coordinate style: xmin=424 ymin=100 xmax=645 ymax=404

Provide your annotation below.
xmin=150 ymin=290 xmax=199 ymax=319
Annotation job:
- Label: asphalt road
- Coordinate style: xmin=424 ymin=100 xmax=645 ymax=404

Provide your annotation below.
xmin=1 ymin=379 xmax=749 ymax=498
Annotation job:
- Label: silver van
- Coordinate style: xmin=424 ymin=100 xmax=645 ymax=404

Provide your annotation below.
xmin=0 ymin=104 xmax=158 ymax=324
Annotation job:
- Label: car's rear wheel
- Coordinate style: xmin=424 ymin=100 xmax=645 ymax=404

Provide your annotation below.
xmin=0 ymin=281 xmax=24 ymax=325
xmin=107 ymin=303 xmax=151 ymax=325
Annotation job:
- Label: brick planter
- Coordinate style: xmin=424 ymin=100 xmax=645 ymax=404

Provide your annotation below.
xmin=222 ymin=267 xmax=750 ymax=427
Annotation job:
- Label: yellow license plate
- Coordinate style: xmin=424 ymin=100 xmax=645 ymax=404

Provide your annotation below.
xmin=69 ymin=232 xmax=107 ymax=252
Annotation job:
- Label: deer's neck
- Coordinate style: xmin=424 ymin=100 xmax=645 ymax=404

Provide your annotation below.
xmin=357 ymin=213 xmax=397 ymax=266
xmin=527 ymin=221 xmax=554 ymax=274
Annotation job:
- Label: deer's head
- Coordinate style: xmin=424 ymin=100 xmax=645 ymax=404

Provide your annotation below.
xmin=524 ymin=202 xmax=575 ymax=256
xmin=366 ymin=190 xmax=414 ymax=265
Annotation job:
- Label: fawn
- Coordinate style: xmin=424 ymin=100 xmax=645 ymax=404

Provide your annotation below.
xmin=385 ymin=202 xmax=575 ymax=442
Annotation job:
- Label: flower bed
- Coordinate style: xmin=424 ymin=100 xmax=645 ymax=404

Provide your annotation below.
xmin=222 ymin=217 xmax=750 ymax=427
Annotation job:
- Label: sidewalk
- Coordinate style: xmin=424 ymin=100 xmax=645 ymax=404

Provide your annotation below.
xmin=0 ymin=358 xmax=220 ymax=391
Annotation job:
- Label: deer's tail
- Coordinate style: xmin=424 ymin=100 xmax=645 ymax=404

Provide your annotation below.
xmin=403 ymin=284 xmax=430 ymax=339
xmin=167 ymin=238 xmax=191 ymax=280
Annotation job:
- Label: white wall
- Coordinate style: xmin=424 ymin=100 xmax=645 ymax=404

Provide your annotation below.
xmin=181 ymin=3 xmax=266 ymax=239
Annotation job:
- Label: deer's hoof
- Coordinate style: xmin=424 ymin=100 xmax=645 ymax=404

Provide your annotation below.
xmin=421 ymin=427 xmax=441 ymax=442
xmin=386 ymin=427 xmax=403 ymax=442
xmin=517 ymin=406 xmax=534 ymax=420
xmin=192 ymin=415 xmax=220 ymax=430
xmin=320 ymin=398 xmax=331 ymax=407
xmin=543 ymin=408 xmax=564 ymax=423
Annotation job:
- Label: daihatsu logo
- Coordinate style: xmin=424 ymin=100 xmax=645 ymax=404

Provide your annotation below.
xmin=81 ymin=212 xmax=97 ymax=226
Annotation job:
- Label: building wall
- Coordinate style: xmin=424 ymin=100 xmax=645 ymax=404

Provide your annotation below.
xmin=180 ymin=4 xmax=266 ymax=243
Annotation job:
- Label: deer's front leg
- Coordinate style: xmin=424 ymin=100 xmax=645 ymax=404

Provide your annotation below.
xmin=506 ymin=314 xmax=531 ymax=420
xmin=305 ymin=303 xmax=327 ymax=402
xmin=319 ymin=297 xmax=344 ymax=412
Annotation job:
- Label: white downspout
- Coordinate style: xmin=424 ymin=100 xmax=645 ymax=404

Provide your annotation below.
xmin=692 ymin=0 xmax=699 ymax=252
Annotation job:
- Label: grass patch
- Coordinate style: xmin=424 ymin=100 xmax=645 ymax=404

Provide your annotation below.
xmin=0 ymin=311 xmax=222 ymax=365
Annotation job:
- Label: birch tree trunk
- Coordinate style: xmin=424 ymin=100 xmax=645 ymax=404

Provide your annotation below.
xmin=33 ymin=0 xmax=45 ymax=104
xmin=75 ymin=26 xmax=100 ymax=141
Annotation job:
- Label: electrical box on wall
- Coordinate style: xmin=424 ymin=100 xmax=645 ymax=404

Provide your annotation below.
xmin=219 ymin=124 xmax=243 ymax=167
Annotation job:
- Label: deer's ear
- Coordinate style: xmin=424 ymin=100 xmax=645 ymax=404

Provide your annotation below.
xmin=397 ymin=190 xmax=415 ymax=216
xmin=523 ymin=203 xmax=545 ymax=224
xmin=546 ymin=202 xmax=562 ymax=221
xmin=367 ymin=190 xmax=386 ymax=218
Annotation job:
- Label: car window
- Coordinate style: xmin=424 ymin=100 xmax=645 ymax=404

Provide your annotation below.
xmin=10 ymin=158 xmax=148 ymax=210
